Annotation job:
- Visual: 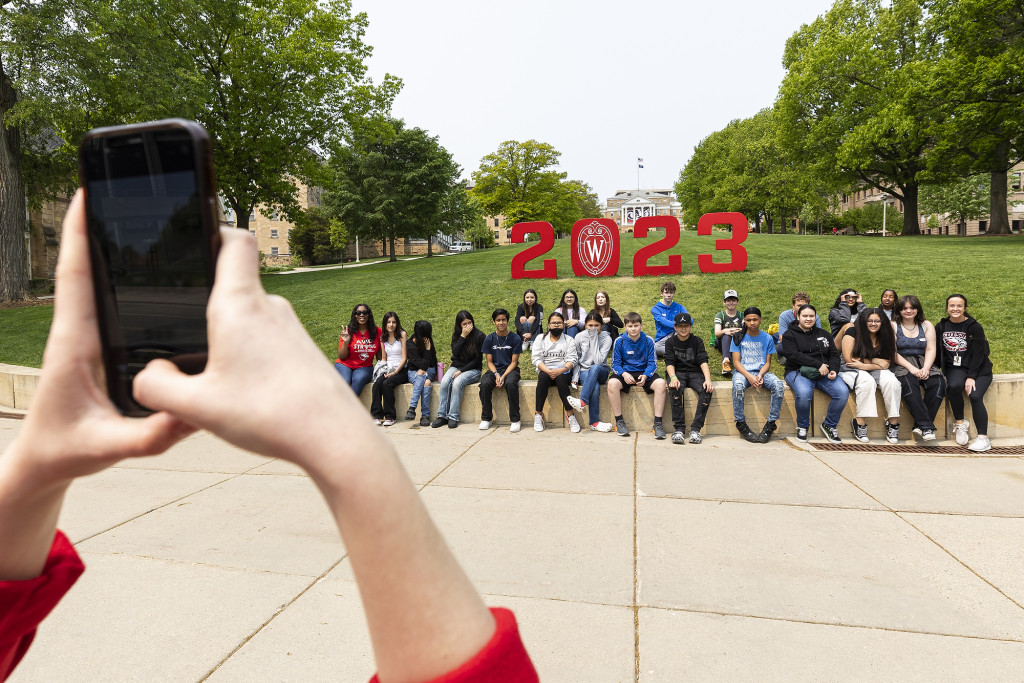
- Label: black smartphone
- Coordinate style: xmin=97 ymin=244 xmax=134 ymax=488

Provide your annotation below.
xmin=78 ymin=119 xmax=221 ymax=416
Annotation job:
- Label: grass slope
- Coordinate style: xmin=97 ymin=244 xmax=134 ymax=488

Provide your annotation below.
xmin=2 ymin=231 xmax=1020 ymax=377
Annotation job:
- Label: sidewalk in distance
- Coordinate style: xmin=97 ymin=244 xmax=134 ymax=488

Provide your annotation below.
xmin=4 ymin=407 xmax=1023 ymax=681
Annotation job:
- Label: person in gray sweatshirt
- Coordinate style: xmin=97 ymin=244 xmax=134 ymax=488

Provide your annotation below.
xmin=531 ymin=311 xmax=581 ymax=433
xmin=567 ymin=312 xmax=613 ymax=431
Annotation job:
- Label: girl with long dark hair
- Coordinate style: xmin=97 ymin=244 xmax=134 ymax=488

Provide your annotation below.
xmin=554 ymin=288 xmax=586 ymax=339
xmin=334 ymin=303 xmax=381 ymax=396
xmin=840 ymin=307 xmax=901 ymax=443
xmin=370 ymin=312 xmax=409 ymax=426
xmin=592 ymin=290 xmax=622 ymax=341
xmin=515 ymin=289 xmax=543 ymax=344
xmin=530 ymin=311 xmax=580 ymax=432
xmin=405 ymin=320 xmax=438 ymax=426
xmin=891 ymin=295 xmax=945 ymax=442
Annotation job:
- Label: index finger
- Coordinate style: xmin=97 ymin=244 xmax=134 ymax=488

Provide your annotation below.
xmin=209 ymin=228 xmax=261 ymax=297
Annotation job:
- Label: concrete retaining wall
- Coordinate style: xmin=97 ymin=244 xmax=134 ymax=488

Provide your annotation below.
xmin=1 ymin=363 xmax=1021 ymax=438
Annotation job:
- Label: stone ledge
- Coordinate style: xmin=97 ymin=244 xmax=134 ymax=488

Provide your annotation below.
xmin=1 ymin=363 xmax=1022 ymax=438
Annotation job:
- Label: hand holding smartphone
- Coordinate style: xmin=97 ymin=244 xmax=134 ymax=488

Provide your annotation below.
xmin=78 ymin=119 xmax=221 ymax=416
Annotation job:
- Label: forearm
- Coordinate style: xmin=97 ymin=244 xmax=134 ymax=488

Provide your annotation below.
xmin=0 ymin=449 xmax=69 ymax=581
xmin=309 ymin=442 xmax=494 ymax=682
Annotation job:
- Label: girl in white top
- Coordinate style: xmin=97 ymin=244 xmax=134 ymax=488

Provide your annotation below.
xmin=531 ymin=312 xmax=580 ymax=433
xmin=554 ymin=288 xmax=587 ymax=339
xmin=841 ymin=308 xmax=901 ymax=444
xmin=370 ymin=312 xmax=409 ymax=425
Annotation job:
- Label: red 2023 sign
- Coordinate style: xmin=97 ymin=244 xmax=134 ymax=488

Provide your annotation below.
xmin=510 ymin=212 xmax=748 ymax=279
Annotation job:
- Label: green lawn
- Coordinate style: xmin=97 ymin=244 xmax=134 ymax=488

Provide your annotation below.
xmin=2 ymin=230 xmax=1021 ymax=377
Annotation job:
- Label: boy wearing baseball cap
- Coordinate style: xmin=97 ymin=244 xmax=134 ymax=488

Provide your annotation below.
xmin=664 ymin=312 xmax=714 ymax=444
xmin=713 ymin=289 xmax=742 ymax=376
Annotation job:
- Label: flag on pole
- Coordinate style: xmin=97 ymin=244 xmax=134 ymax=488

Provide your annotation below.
xmin=637 ymin=157 xmax=644 ymax=169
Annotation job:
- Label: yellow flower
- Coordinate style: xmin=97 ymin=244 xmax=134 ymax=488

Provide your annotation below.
xmin=767 ymin=323 xmax=779 ymax=335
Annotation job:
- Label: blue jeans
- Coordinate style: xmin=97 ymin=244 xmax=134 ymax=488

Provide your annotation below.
xmin=437 ymin=367 xmax=481 ymax=421
xmin=732 ymin=372 xmax=785 ymax=422
xmin=407 ymin=367 xmax=437 ymax=414
xmin=565 ymin=324 xmax=581 ymax=338
xmin=785 ymin=370 xmax=850 ymax=429
xmin=578 ymin=365 xmax=609 ymax=425
xmin=335 ymin=363 xmax=373 ymax=396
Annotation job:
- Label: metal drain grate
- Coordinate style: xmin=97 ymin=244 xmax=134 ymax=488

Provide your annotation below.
xmin=809 ymin=442 xmax=1024 ymax=455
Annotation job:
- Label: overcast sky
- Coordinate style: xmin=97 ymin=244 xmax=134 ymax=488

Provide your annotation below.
xmin=350 ymin=0 xmax=836 ymax=204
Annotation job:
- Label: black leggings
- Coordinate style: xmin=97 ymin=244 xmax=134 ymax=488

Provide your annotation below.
xmin=536 ymin=372 xmax=572 ymax=413
xmin=944 ymin=369 xmax=992 ymax=434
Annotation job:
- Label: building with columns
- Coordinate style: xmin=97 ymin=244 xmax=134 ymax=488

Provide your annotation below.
xmin=602 ymin=189 xmax=683 ymax=232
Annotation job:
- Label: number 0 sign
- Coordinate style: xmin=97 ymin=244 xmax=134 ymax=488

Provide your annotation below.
xmin=510 ymin=213 xmax=748 ymax=279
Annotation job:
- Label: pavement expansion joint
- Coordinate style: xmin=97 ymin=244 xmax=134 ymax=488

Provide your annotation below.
xmin=641 ymin=605 xmax=1024 ymax=643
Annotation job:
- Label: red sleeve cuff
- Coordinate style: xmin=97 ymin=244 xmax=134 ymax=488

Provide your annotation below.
xmin=0 ymin=531 xmax=84 ymax=680
xmin=369 ymin=607 xmax=537 ymax=683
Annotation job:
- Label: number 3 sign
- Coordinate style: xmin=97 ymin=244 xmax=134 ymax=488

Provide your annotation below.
xmin=510 ymin=213 xmax=748 ymax=279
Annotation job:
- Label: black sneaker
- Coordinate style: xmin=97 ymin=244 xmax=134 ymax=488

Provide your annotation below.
xmin=420 ymin=414 xmax=431 ymax=427
xmin=404 ymin=409 xmax=417 ymax=421
xmin=851 ymin=418 xmax=869 ymax=443
xmin=431 ymin=417 xmax=447 ymax=429
xmin=616 ymin=419 xmax=630 ymax=437
xmin=448 ymin=418 xmax=458 ymax=429
xmin=653 ymin=422 xmax=666 ymax=440
xmin=820 ymin=422 xmax=842 ymax=443
xmin=885 ymin=422 xmax=899 ymax=444
xmin=796 ymin=427 xmax=808 ymax=442
xmin=736 ymin=421 xmax=760 ymax=443
xmin=757 ymin=420 xmax=778 ymax=443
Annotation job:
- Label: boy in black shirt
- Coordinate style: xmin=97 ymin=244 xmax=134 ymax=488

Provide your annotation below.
xmin=479 ymin=308 xmax=524 ymax=432
xmin=664 ymin=312 xmax=714 ymax=444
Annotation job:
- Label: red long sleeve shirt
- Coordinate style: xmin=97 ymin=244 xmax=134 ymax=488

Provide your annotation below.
xmin=1 ymin=534 xmax=537 ymax=682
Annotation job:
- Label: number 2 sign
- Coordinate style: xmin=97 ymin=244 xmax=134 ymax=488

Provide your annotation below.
xmin=510 ymin=213 xmax=748 ymax=279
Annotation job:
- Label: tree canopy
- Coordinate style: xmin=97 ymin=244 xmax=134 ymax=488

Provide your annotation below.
xmin=0 ymin=0 xmax=398 ymax=300
xmin=470 ymin=140 xmax=596 ymax=234
xmin=325 ymin=119 xmax=461 ymax=262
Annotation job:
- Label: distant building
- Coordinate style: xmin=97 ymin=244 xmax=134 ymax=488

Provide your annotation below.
xmin=602 ymin=189 xmax=683 ymax=232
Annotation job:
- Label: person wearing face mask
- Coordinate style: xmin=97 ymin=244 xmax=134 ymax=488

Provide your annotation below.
xmin=567 ymin=312 xmax=613 ymax=432
xmin=531 ymin=312 xmax=580 ymax=432
xmin=935 ymin=293 xmax=993 ymax=452
xmin=591 ymin=290 xmax=622 ymax=341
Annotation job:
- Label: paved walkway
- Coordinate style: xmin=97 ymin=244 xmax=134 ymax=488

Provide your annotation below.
xmin=4 ymin=417 xmax=1023 ymax=682
xmin=276 ymin=252 xmax=451 ymax=275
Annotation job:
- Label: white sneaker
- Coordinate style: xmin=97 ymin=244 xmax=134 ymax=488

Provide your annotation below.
xmin=590 ymin=421 xmax=612 ymax=432
xmin=567 ymin=396 xmax=585 ymax=412
xmin=968 ymin=435 xmax=992 ymax=452
xmin=478 ymin=420 xmax=491 ymax=430
xmin=533 ymin=414 xmax=544 ymax=432
xmin=953 ymin=419 xmax=970 ymax=446
xmin=921 ymin=429 xmax=937 ymax=441
xmin=912 ymin=427 xmax=923 ymax=438
xmin=568 ymin=414 xmax=581 ymax=433
xmin=510 ymin=421 xmax=521 ymax=433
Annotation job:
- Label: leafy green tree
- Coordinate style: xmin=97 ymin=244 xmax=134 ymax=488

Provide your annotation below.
xmin=471 ymin=140 xmax=565 ymax=226
xmin=919 ymin=174 xmax=989 ymax=236
xmin=923 ymin=0 xmax=1024 ymax=234
xmin=326 ymin=119 xmax=460 ymax=262
xmin=0 ymin=0 xmax=398 ymax=300
xmin=289 ymin=207 xmax=347 ymax=265
xmin=778 ymin=0 xmax=942 ymax=236
xmin=463 ymin=214 xmax=496 ymax=250
xmin=437 ymin=184 xmax=485 ymax=253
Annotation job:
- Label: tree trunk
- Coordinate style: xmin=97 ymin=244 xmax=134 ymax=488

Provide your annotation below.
xmin=0 ymin=58 xmax=29 ymax=302
xmin=388 ymin=233 xmax=396 ymax=262
xmin=901 ymin=185 xmax=921 ymax=235
xmin=753 ymin=214 xmax=761 ymax=233
xmin=764 ymin=214 xmax=774 ymax=234
xmin=988 ymin=164 xmax=1011 ymax=235
xmin=426 ymin=233 xmax=432 ymax=257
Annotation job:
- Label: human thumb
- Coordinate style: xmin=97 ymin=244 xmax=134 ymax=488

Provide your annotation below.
xmin=133 ymin=358 xmax=204 ymax=424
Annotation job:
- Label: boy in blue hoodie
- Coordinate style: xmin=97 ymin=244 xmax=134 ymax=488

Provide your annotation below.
xmin=651 ymin=281 xmax=688 ymax=357
xmin=607 ymin=312 xmax=668 ymax=439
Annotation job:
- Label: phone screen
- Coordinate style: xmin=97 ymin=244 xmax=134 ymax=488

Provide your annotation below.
xmin=80 ymin=124 xmax=217 ymax=414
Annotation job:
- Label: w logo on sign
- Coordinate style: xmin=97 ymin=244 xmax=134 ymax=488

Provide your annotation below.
xmin=570 ymin=219 xmax=620 ymax=277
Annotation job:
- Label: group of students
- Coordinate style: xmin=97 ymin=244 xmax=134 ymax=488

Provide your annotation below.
xmin=333 ymin=282 xmax=996 ymax=452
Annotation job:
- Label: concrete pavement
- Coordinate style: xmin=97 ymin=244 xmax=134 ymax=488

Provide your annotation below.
xmin=3 ymin=417 xmax=1023 ymax=682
